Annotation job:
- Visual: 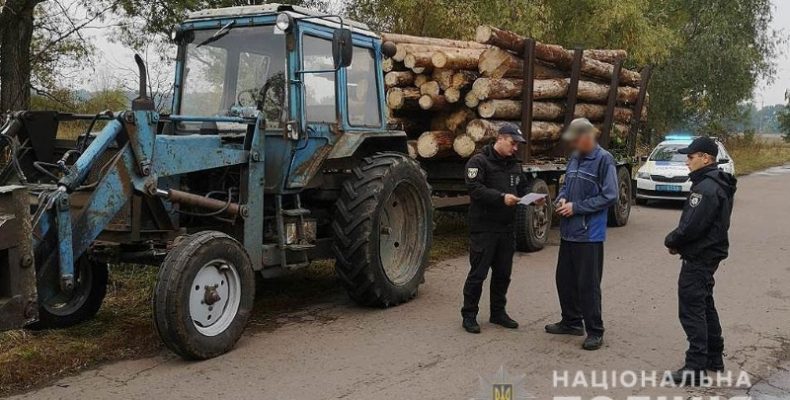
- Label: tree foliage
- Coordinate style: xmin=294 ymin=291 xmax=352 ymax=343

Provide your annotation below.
xmin=346 ymin=0 xmax=780 ymax=136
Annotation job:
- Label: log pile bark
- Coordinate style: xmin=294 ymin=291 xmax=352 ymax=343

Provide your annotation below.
xmin=381 ymin=28 xmax=649 ymax=160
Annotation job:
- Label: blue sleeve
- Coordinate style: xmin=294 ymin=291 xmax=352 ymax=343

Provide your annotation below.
xmin=557 ymin=159 xmax=571 ymax=200
xmin=573 ymin=155 xmax=618 ymax=215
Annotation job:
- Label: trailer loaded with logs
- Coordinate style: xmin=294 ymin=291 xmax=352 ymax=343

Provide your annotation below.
xmin=381 ymin=26 xmax=651 ymax=251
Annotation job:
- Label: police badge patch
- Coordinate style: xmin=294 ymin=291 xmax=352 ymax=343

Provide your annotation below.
xmin=689 ymin=192 xmax=702 ymax=207
xmin=468 ymin=167 xmax=479 ymax=179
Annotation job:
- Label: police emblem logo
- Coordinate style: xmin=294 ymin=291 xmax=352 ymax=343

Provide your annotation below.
xmin=689 ymin=192 xmax=702 ymax=208
xmin=492 ymin=383 xmax=513 ymax=400
xmin=468 ymin=167 xmax=479 ymax=179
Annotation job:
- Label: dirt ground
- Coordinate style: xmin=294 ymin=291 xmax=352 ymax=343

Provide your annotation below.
xmin=7 ymin=165 xmax=790 ymax=399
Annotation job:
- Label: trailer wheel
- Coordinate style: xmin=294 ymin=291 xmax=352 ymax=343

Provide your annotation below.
xmin=33 ymin=256 xmax=108 ymax=329
xmin=607 ymin=167 xmax=632 ymax=227
xmin=153 ymin=231 xmax=255 ymax=360
xmin=332 ymin=152 xmax=433 ymax=307
xmin=515 ymin=178 xmax=552 ymax=252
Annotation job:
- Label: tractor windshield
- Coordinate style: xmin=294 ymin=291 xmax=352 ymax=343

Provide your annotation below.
xmin=179 ymin=25 xmax=286 ymax=131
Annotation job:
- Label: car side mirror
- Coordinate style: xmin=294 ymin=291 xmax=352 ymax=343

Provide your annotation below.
xmin=718 ymin=158 xmax=730 ymax=164
xmin=639 ymin=155 xmax=648 ymax=162
xmin=332 ymin=28 xmax=353 ymax=69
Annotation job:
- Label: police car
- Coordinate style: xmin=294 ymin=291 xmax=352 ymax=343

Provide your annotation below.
xmin=635 ymin=135 xmax=735 ymax=203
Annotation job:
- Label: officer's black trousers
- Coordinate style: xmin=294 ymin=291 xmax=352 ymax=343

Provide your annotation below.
xmin=461 ymin=231 xmax=514 ymax=319
xmin=555 ymin=240 xmax=604 ymax=336
xmin=678 ymin=259 xmax=723 ymax=370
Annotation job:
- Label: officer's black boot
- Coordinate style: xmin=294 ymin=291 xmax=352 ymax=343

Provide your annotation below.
xmin=671 ymin=367 xmax=706 ymax=386
xmin=706 ymin=354 xmax=725 ymax=372
xmin=582 ymin=335 xmax=603 ymax=350
xmin=490 ymin=313 xmax=518 ymax=329
xmin=545 ymin=322 xmax=584 ymax=336
xmin=463 ymin=317 xmax=481 ymax=334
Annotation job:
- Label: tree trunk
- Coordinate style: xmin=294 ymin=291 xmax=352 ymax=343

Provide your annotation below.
xmin=419 ymin=94 xmax=448 ymax=110
xmin=381 ymin=32 xmax=489 ymax=49
xmin=466 ymin=119 xmax=563 ymax=141
xmin=386 ymin=87 xmax=421 ymax=109
xmin=414 ymin=74 xmax=430 ymax=88
xmin=417 ymin=130 xmax=458 ymax=158
xmin=477 ymin=39 xmax=641 ymax=85
xmin=388 ymin=116 xmax=426 ymax=136
xmin=432 ymin=69 xmax=455 ymax=90
xmin=404 ymin=52 xmax=434 ymax=69
xmin=475 ymin=25 xmax=628 ymax=62
xmin=478 ymin=100 xmax=565 ymax=120
xmin=451 ymin=71 xmax=479 ymax=90
xmin=431 ymin=49 xmax=484 ymax=70
xmin=394 ymin=43 xmax=482 ymax=62
xmin=473 ymin=78 xmax=569 ymax=100
xmin=0 ymin=0 xmax=41 ymax=112
xmin=385 ymin=71 xmax=416 ymax=87
xmin=445 ymin=107 xmax=476 ymax=132
xmin=478 ymin=48 xmax=568 ymax=79
xmin=407 ymin=140 xmax=418 ymax=159
xmin=465 ymin=90 xmax=481 ymax=108
xmin=444 ymin=87 xmax=462 ymax=103
xmin=453 ymin=134 xmax=479 ymax=157
xmin=420 ymin=81 xmax=441 ymax=96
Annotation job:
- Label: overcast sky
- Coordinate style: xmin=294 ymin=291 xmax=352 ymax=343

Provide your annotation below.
xmin=81 ymin=0 xmax=790 ymax=106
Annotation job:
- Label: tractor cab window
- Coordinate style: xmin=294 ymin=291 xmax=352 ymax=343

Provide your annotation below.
xmin=301 ymin=35 xmax=337 ymax=123
xmin=346 ymin=46 xmax=381 ymax=127
xmin=179 ymin=25 xmax=286 ymax=131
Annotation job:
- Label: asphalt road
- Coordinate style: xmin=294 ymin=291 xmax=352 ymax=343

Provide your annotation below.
xmin=10 ymin=166 xmax=790 ymax=400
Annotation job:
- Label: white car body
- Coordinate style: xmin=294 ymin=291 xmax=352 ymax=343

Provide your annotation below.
xmin=635 ymin=137 xmax=735 ymax=201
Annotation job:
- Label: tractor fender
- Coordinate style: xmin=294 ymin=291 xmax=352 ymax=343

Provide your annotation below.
xmin=326 ymin=130 xmax=408 ymax=160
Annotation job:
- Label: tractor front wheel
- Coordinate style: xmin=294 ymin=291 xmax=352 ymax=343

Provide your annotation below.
xmin=153 ymin=231 xmax=255 ymax=360
xmin=33 ymin=255 xmax=108 ymax=329
xmin=332 ymin=152 xmax=433 ymax=307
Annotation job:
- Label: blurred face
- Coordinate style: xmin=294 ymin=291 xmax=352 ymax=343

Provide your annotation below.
xmin=570 ymin=131 xmax=597 ymax=154
xmin=494 ymin=135 xmax=519 ymax=157
xmin=686 ymin=152 xmax=714 ymax=172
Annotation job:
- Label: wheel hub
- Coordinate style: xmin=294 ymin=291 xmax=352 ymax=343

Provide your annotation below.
xmin=379 ymin=182 xmax=425 ymax=286
xmin=189 ymin=260 xmax=241 ymax=337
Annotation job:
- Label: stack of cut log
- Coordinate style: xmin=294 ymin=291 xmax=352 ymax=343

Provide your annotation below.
xmin=381 ymin=27 xmax=648 ymax=160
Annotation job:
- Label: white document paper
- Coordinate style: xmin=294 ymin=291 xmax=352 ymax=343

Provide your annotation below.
xmin=518 ymin=192 xmax=548 ymax=206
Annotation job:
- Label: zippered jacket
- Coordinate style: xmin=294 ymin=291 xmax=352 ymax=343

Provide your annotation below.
xmin=465 ymin=145 xmax=529 ymax=233
xmin=557 ymin=145 xmax=619 ymax=242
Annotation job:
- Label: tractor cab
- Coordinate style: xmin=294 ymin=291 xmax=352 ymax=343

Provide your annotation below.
xmin=171 ymin=4 xmax=391 ymax=191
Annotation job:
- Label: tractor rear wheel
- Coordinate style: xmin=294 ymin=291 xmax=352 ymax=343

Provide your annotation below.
xmin=153 ymin=231 xmax=255 ymax=360
xmin=332 ymin=152 xmax=433 ymax=307
xmin=607 ymin=167 xmax=632 ymax=227
xmin=515 ymin=178 xmax=552 ymax=252
xmin=33 ymin=255 xmax=108 ymax=329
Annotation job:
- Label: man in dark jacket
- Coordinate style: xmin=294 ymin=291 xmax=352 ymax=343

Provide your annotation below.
xmin=545 ymin=118 xmax=619 ymax=351
xmin=665 ymin=136 xmax=737 ymax=385
xmin=461 ymin=123 xmax=529 ymax=334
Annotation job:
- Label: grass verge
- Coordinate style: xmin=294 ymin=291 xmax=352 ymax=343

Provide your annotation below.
xmin=726 ymin=135 xmax=790 ymax=175
xmin=0 ymin=211 xmax=469 ymax=396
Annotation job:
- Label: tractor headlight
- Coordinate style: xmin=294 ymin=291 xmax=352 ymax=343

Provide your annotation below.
xmin=637 ymin=171 xmax=651 ymax=180
xmin=276 ymin=13 xmax=293 ymax=32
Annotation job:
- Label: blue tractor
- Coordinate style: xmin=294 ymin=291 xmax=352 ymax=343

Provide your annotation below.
xmin=0 ymin=4 xmax=433 ymax=359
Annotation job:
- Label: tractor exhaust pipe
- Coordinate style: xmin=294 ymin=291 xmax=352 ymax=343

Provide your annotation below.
xmin=132 ymin=54 xmax=155 ymax=111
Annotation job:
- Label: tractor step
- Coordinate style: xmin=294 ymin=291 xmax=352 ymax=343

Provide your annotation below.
xmin=283 ymin=243 xmax=315 ymax=251
xmin=283 ymin=262 xmax=311 ymax=271
xmin=281 ymin=208 xmax=310 ymax=217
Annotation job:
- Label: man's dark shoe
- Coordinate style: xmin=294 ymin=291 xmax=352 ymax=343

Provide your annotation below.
xmin=490 ymin=314 xmax=519 ymax=329
xmin=582 ymin=335 xmax=603 ymax=350
xmin=671 ymin=367 xmax=706 ymax=386
xmin=545 ymin=322 xmax=584 ymax=336
xmin=706 ymin=355 xmax=725 ymax=372
xmin=463 ymin=318 xmax=481 ymax=334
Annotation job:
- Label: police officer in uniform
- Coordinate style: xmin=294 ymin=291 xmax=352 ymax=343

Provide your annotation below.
xmin=461 ymin=123 xmax=529 ymax=334
xmin=665 ymin=137 xmax=737 ymax=385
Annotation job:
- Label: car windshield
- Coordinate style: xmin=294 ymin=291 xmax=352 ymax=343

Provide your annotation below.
xmin=649 ymin=144 xmax=688 ymax=163
xmin=179 ymin=25 xmax=286 ymax=131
